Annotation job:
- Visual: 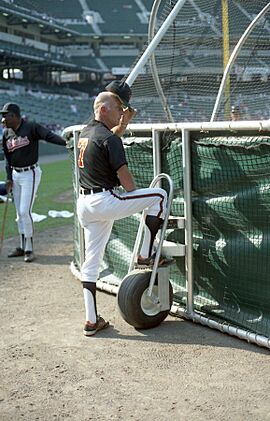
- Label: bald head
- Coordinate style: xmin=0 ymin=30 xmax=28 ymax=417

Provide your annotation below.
xmin=93 ymin=91 xmax=124 ymax=130
xmin=94 ymin=91 xmax=122 ymax=116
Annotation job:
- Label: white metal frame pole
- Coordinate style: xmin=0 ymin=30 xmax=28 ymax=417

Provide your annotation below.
xmin=152 ymin=128 xmax=161 ymax=178
xmin=182 ymin=128 xmax=194 ymax=314
xmin=126 ymin=0 xmax=187 ymax=87
xmin=211 ymin=2 xmax=270 ymax=122
xmin=73 ymin=129 xmax=85 ymax=268
xmin=148 ymin=0 xmax=174 ymax=123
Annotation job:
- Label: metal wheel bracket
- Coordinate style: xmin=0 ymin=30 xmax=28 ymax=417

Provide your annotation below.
xmin=146 ymin=291 xmax=160 ymax=305
xmin=157 ymin=266 xmax=171 ymax=311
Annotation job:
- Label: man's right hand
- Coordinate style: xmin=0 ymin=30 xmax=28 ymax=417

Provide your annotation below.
xmin=6 ymin=180 xmax=13 ymax=193
xmin=121 ymin=106 xmax=137 ymax=126
xmin=112 ymin=107 xmax=137 ymax=137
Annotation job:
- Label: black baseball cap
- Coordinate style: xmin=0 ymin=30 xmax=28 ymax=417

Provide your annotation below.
xmin=0 ymin=102 xmax=21 ymax=116
xmin=105 ymin=80 xmax=132 ymax=108
xmin=231 ymin=105 xmax=240 ymax=113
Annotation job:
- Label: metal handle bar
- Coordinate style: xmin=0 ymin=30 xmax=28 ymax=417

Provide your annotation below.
xmin=147 ymin=174 xmax=174 ymax=296
xmin=128 ymin=173 xmax=174 ymax=296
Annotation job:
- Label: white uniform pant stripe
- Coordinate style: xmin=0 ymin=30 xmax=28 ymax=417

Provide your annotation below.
xmin=12 ymin=166 xmax=42 ymax=238
xmin=110 ymin=189 xmax=165 ymax=219
xmin=77 ymin=187 xmax=167 ymax=283
xmin=82 ymin=220 xmax=114 ymax=283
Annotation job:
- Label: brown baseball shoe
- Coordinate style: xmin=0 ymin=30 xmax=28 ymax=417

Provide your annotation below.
xmin=8 ymin=247 xmax=24 ymax=258
xmin=136 ymin=254 xmax=175 ymax=268
xmin=83 ymin=316 xmax=109 ymax=337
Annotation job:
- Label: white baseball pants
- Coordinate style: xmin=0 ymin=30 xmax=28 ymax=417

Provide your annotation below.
xmin=77 ymin=187 xmax=167 ymax=283
xmin=12 ymin=166 xmax=42 ymax=238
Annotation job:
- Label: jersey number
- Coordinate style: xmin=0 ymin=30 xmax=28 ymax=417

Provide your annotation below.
xmin=78 ymin=138 xmax=88 ymax=168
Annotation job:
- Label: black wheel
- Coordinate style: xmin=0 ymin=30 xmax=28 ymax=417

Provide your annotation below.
xmin=117 ymin=269 xmax=173 ymax=329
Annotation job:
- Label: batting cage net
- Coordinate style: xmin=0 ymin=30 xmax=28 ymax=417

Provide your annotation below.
xmin=128 ymin=0 xmax=270 ymax=124
xmin=65 ymin=123 xmax=270 ymax=346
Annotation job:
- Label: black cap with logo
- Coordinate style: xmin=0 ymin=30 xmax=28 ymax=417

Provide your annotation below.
xmin=105 ymin=81 xmax=132 ymax=109
xmin=0 ymin=103 xmax=21 ymax=116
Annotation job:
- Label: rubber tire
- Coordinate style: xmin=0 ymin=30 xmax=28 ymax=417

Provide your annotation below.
xmin=117 ymin=269 xmax=173 ymax=329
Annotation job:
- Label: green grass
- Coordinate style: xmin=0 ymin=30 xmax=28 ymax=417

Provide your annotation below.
xmin=0 ymin=159 xmax=74 ymax=239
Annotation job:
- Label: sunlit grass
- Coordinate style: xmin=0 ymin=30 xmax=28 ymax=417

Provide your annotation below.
xmin=0 ymin=159 xmax=74 ymax=239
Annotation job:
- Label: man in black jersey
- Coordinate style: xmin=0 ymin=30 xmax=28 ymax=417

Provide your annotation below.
xmin=76 ymin=87 xmax=170 ymax=336
xmin=1 ymin=102 xmax=66 ymax=262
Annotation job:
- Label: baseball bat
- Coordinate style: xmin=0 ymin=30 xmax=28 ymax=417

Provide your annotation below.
xmin=0 ymin=193 xmax=10 ymax=255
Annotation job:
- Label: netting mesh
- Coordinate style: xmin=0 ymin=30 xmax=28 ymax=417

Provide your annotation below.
xmin=66 ymin=138 xmax=82 ymax=267
xmin=98 ymin=134 xmax=186 ymax=288
xmin=191 ymin=135 xmax=270 ymax=336
xmin=67 ymin=128 xmax=270 ymax=338
xmin=128 ymin=0 xmax=270 ymax=123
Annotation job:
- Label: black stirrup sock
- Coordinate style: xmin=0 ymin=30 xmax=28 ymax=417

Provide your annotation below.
xmin=20 ymin=234 xmax=25 ymax=250
xmin=82 ymin=282 xmax=97 ymax=316
xmin=145 ymin=215 xmax=164 ymax=257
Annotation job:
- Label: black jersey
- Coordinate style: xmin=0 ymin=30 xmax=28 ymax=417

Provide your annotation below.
xmin=2 ymin=119 xmax=66 ymax=179
xmin=78 ymin=119 xmax=127 ymax=189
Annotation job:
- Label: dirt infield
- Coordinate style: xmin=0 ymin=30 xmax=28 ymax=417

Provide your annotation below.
xmin=0 ymin=225 xmax=270 ymax=421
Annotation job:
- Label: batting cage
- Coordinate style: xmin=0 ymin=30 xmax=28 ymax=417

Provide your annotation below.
xmin=65 ymin=120 xmax=270 ymax=349
xmin=127 ymin=0 xmax=270 ymax=124
xmin=63 ymin=0 xmax=270 ymax=348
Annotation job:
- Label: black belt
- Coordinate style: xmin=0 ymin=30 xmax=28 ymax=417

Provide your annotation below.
xmin=80 ymin=187 xmax=111 ymax=195
xmin=13 ymin=163 xmax=38 ymax=173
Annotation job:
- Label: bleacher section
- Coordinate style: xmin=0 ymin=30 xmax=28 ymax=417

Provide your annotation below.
xmin=84 ymin=0 xmax=147 ymax=35
xmin=0 ymin=39 xmax=101 ymax=72
xmin=66 ymin=23 xmax=94 ymax=35
xmin=1 ymin=0 xmax=84 ymax=24
xmin=0 ymin=87 xmax=92 ymax=130
xmin=2 ymin=0 xmax=267 ymax=81
xmin=24 ymin=0 xmax=83 ymax=20
xmin=0 ymin=39 xmax=70 ymax=65
xmin=6 ymin=0 xmax=152 ymax=36
xmin=2 ymin=1 xmax=269 ymax=40
xmin=68 ymin=55 xmax=101 ymax=70
xmin=101 ymin=56 xmax=135 ymax=69
xmin=0 ymin=0 xmax=154 ymax=77
xmin=0 ymin=0 xmax=269 ymax=125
